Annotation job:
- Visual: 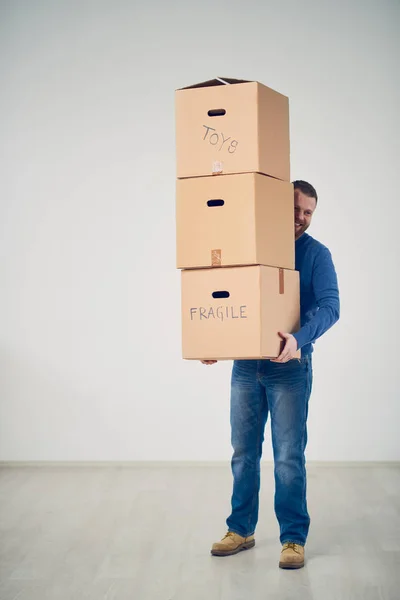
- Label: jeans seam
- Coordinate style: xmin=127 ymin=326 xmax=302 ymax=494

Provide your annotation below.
xmin=246 ymin=389 xmax=264 ymax=534
xmin=299 ymin=362 xmax=312 ymax=539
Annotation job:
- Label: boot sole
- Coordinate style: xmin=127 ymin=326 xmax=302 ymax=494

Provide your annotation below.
xmin=279 ymin=561 xmax=304 ymax=569
xmin=211 ymin=540 xmax=255 ymax=557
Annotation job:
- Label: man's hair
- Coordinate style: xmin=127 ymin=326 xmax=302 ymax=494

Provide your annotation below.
xmin=292 ymin=180 xmax=318 ymax=204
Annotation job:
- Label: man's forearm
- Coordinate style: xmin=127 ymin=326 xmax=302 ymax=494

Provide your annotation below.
xmin=293 ymin=301 xmax=340 ymax=350
xmin=293 ymin=245 xmax=340 ymax=350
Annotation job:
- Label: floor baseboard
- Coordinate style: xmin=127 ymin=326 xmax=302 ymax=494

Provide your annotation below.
xmin=0 ymin=460 xmax=399 ymax=468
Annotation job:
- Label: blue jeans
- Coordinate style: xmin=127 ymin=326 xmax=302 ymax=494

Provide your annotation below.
xmin=226 ymin=355 xmax=313 ymax=546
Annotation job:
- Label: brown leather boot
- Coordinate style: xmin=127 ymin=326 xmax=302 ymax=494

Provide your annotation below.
xmin=279 ymin=542 xmax=305 ymax=569
xmin=211 ymin=531 xmax=255 ymax=556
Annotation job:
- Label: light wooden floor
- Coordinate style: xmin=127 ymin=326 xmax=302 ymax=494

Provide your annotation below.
xmin=0 ymin=464 xmax=399 ymax=600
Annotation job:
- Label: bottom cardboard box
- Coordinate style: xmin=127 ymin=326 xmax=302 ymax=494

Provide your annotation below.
xmin=181 ymin=265 xmax=300 ymax=360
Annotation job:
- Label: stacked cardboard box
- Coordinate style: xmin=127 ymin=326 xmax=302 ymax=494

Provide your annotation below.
xmin=175 ymin=77 xmax=300 ymax=360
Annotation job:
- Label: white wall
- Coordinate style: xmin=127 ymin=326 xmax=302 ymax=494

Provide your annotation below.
xmin=1 ymin=0 xmax=399 ymax=462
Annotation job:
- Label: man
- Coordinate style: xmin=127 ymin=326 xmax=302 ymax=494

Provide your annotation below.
xmin=202 ymin=181 xmax=340 ymax=569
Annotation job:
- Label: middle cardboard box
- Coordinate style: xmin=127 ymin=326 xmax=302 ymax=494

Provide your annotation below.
xmin=176 ymin=172 xmax=294 ymax=270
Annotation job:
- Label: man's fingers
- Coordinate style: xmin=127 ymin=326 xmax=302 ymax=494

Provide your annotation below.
xmin=272 ymin=340 xmax=289 ymax=362
xmin=272 ymin=355 xmax=285 ymax=363
xmin=273 ymin=356 xmax=290 ymax=364
xmin=271 ymin=356 xmax=283 ymax=363
xmin=272 ymin=354 xmax=288 ymax=363
xmin=272 ymin=347 xmax=292 ymax=363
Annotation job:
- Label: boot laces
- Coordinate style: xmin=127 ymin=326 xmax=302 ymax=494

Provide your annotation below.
xmin=283 ymin=542 xmax=301 ymax=553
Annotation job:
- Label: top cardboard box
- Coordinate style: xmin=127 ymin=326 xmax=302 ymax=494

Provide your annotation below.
xmin=175 ymin=77 xmax=290 ymax=181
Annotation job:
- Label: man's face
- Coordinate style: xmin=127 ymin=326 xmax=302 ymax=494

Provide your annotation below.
xmin=294 ymin=189 xmax=317 ymax=239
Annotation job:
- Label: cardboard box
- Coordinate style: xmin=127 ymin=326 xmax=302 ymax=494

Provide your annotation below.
xmin=176 ymin=173 xmax=294 ymax=270
xmin=181 ymin=265 xmax=300 ymax=360
xmin=175 ymin=77 xmax=290 ymax=181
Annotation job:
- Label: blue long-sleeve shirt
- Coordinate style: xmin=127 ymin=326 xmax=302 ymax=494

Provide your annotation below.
xmin=293 ymin=233 xmax=340 ymax=355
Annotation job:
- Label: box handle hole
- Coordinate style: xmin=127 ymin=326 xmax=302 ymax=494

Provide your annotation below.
xmin=208 ymin=109 xmax=226 ymax=117
xmin=207 ymin=199 xmax=224 ymax=207
xmin=212 ymin=291 xmax=230 ymax=299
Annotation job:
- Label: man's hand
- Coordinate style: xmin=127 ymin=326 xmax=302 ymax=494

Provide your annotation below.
xmin=200 ymin=360 xmax=218 ymax=365
xmin=271 ymin=332 xmax=298 ymax=363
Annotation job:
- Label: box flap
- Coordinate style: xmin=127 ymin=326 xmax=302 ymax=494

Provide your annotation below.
xmin=178 ymin=77 xmax=252 ymax=90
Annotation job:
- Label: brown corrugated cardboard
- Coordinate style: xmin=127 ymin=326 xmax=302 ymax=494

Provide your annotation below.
xmin=175 ymin=78 xmax=290 ymax=181
xmin=176 ymin=173 xmax=294 ymax=270
xmin=181 ymin=265 xmax=300 ymax=360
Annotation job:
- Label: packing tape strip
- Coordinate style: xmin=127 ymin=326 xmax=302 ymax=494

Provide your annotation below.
xmin=279 ymin=268 xmax=284 ymax=294
xmin=212 ymin=161 xmax=223 ymax=174
xmin=212 ymin=249 xmax=222 ymax=267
